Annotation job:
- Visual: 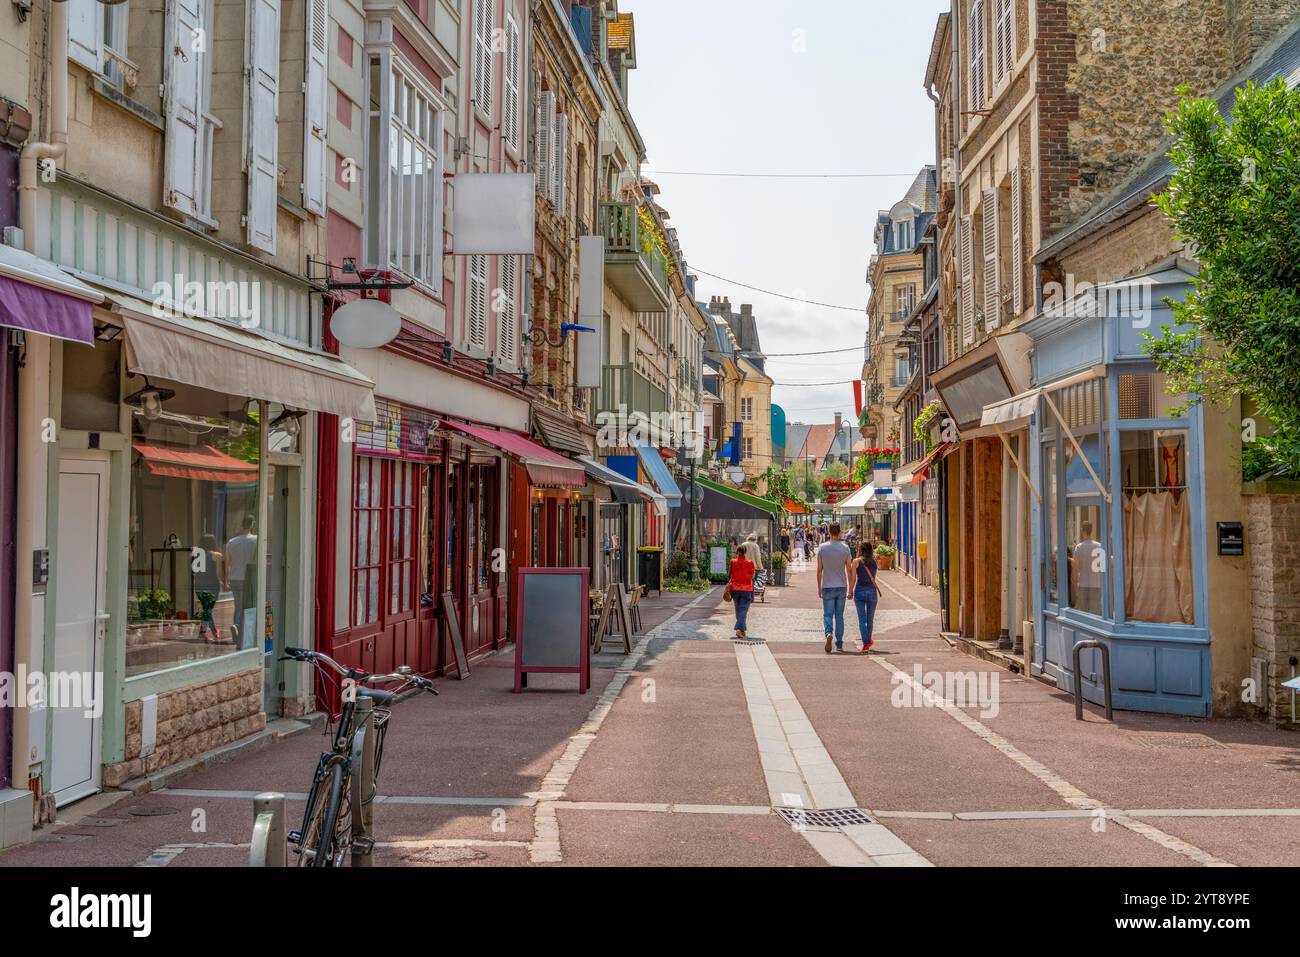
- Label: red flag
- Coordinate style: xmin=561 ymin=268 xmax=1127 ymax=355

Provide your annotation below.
xmin=852 ymin=380 xmax=863 ymax=416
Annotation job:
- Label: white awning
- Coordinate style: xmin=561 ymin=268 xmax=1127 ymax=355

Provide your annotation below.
xmin=981 ymin=388 xmax=1041 ymax=428
xmin=836 ymin=483 xmax=895 ymax=515
xmin=107 ymin=290 xmax=376 ymax=421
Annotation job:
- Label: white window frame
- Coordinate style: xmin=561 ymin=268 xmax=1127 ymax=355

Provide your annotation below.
xmin=741 ymin=396 xmax=754 ymax=422
xmin=362 ymin=50 xmax=447 ymax=292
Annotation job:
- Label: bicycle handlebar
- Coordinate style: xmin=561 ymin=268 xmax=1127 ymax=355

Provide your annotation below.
xmin=281 ymin=647 xmax=438 ymax=695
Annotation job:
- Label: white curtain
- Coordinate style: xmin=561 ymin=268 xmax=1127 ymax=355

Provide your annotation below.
xmin=1123 ymin=490 xmax=1193 ymax=624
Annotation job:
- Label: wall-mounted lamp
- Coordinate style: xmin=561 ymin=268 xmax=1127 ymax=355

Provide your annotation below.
xmin=270 ymin=407 xmax=307 ymax=437
xmin=441 ymin=340 xmax=454 ymax=364
xmin=124 ymin=376 xmax=176 ymax=422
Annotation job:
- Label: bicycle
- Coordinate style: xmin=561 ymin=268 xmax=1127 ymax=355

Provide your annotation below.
xmin=280 ymin=647 xmax=438 ymax=867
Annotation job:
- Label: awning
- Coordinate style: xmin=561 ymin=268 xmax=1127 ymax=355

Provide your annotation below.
xmin=783 ymin=497 xmax=808 ymax=514
xmin=696 ymin=476 xmax=780 ymax=522
xmin=533 ymin=406 xmax=591 ymax=456
xmin=108 ymin=290 xmax=376 ymax=421
xmin=836 ymin=483 xmax=895 ymax=515
xmin=0 ymin=244 xmax=102 ymax=343
xmin=897 ymin=442 xmax=953 ymax=486
xmin=133 ymin=441 xmax=258 ymax=484
xmin=981 ymin=390 xmax=1041 ymax=428
xmin=634 ymin=443 xmax=683 ymax=506
xmin=443 ymin=421 xmax=586 ymax=488
xmin=578 ymin=456 xmax=649 ymax=507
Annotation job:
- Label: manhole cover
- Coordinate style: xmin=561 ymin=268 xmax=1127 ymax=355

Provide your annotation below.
xmin=127 ymin=804 xmax=181 ymax=816
xmin=391 ymin=845 xmax=485 ymax=865
xmin=1133 ymin=733 xmax=1227 ymax=750
xmin=774 ymin=806 xmax=877 ymax=830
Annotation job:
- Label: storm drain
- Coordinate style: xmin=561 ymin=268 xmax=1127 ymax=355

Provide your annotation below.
xmin=1132 ymin=733 xmax=1227 ymax=751
xmin=733 ymin=638 xmax=766 ymax=646
xmin=774 ymin=806 xmax=877 ymax=830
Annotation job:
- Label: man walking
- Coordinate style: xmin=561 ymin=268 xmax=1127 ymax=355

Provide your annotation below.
xmin=816 ymin=523 xmax=854 ymax=654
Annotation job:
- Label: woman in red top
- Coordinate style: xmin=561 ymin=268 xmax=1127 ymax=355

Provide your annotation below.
xmin=730 ymin=543 xmax=757 ymax=638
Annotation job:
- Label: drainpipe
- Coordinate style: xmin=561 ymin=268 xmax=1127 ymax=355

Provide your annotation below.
xmin=11 ymin=0 xmax=70 ymax=794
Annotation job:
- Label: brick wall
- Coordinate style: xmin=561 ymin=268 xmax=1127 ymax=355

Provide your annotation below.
xmin=104 ymin=669 xmax=266 ymax=787
xmin=1243 ymin=488 xmax=1300 ymax=727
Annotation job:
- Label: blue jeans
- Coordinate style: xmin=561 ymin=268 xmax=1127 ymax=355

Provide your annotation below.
xmin=821 ymin=588 xmax=846 ymax=645
xmin=854 ymin=588 xmax=879 ymax=645
xmin=733 ymin=589 xmax=754 ymax=632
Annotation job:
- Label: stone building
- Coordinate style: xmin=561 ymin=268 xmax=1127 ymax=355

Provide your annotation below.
xmin=705 ymin=297 xmax=773 ymax=483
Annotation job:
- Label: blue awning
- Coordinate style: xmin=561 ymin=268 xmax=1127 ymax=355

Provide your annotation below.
xmin=634 ymin=443 xmax=683 ymax=506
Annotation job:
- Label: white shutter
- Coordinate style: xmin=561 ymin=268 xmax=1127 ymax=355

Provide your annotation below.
xmin=68 ymin=0 xmax=103 ymax=72
xmin=468 ymin=255 xmax=489 ymax=350
xmin=473 ymin=0 xmax=493 ymax=114
xmin=535 ymin=90 xmax=555 ymax=199
xmin=246 ymin=0 xmax=280 ymax=252
xmin=552 ymin=113 xmax=568 ymax=210
xmin=163 ymin=0 xmax=205 ymax=217
xmin=982 ymin=187 xmax=1000 ymax=330
xmin=497 ymin=255 xmax=517 ymax=367
xmin=1010 ymin=165 xmax=1024 ymax=316
xmin=969 ymin=0 xmax=985 ymax=110
xmin=960 ymin=214 xmax=974 ymax=347
xmin=301 ymin=0 xmax=329 ymax=216
xmin=505 ymin=18 xmax=521 ymax=151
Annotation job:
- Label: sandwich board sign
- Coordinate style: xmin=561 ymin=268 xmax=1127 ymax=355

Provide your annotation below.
xmin=513 ymin=567 xmax=590 ymax=693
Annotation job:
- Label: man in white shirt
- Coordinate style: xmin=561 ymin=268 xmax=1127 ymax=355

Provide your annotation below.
xmin=1070 ymin=522 xmax=1103 ymax=615
xmin=224 ymin=515 xmax=258 ymax=648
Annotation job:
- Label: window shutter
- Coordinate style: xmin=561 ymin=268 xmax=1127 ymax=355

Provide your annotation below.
xmin=246 ymin=0 xmax=280 ymax=252
xmin=468 ymin=254 xmax=489 ymax=350
xmin=535 ymin=91 xmax=555 ymax=199
xmin=68 ymin=0 xmax=103 ymax=72
xmin=163 ymin=0 xmax=205 ymax=217
xmin=505 ymin=18 xmax=521 ymax=151
xmin=1010 ymin=165 xmax=1024 ymax=316
xmin=960 ymin=215 xmax=974 ymax=347
xmin=301 ymin=0 xmax=329 ymax=216
xmin=982 ymin=187 xmax=1000 ymax=330
xmin=969 ymin=0 xmax=985 ymax=110
xmin=552 ymin=112 xmax=568 ymax=210
xmin=474 ymin=0 xmax=493 ymax=114
xmin=497 ymin=254 xmax=517 ymax=367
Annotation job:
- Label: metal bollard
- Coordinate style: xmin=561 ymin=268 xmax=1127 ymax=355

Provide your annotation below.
xmin=249 ymin=792 xmax=287 ymax=867
xmin=1071 ymin=639 xmax=1114 ymax=722
xmin=350 ymin=696 xmax=377 ymax=867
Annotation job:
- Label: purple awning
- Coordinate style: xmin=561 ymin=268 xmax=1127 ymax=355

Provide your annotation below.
xmin=0 ymin=274 xmax=94 ymax=344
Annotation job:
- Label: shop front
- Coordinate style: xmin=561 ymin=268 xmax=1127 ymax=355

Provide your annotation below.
xmin=1018 ymin=260 xmax=1218 ymax=716
xmin=695 ymin=476 xmax=780 ymax=567
xmin=578 ymin=457 xmax=664 ymax=590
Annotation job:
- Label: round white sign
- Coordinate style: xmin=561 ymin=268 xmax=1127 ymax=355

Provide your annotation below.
xmin=329 ymin=298 xmax=402 ymax=348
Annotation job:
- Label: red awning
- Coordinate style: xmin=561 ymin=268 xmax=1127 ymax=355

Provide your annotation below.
xmin=911 ymin=442 xmax=953 ymax=485
xmin=134 ymin=442 xmax=259 ymax=484
xmin=441 ymin=421 xmax=586 ymax=488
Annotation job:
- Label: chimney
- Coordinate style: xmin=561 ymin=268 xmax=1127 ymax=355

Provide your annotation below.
xmin=721 ymin=296 xmax=731 ymax=313
xmin=834 ymin=413 xmax=842 ymax=435
xmin=740 ymin=303 xmax=752 ymax=317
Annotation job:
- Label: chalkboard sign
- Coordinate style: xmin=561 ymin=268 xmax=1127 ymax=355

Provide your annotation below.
xmin=513 ymin=568 xmax=590 ymax=693
xmin=441 ymin=591 xmax=470 ymax=679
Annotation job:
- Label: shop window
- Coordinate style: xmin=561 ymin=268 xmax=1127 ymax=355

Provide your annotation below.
xmin=1118 ymin=371 xmax=1181 ymax=420
xmin=126 ymin=385 xmax=262 ymax=677
xmin=1066 ymin=503 xmax=1105 ymax=616
xmin=1119 ymin=428 xmax=1194 ymax=624
xmin=1043 ymin=442 xmax=1058 ymax=604
xmin=352 ymin=456 xmax=383 ymax=626
xmin=351 ymin=455 xmax=419 ymax=628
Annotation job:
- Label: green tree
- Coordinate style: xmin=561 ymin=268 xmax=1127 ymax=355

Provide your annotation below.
xmin=1148 ymin=79 xmax=1300 ymax=479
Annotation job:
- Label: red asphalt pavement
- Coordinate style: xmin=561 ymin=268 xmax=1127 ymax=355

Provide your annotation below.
xmin=3 ymin=557 xmax=1298 ymax=867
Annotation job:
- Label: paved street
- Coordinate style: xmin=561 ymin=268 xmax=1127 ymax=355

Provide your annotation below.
xmin=4 ymin=558 xmax=1298 ymax=868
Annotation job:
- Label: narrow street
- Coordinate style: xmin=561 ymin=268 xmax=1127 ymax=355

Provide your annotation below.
xmin=4 ymin=559 xmax=1296 ymax=869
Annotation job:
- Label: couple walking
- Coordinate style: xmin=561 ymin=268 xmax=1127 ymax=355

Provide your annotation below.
xmin=816 ymin=522 xmax=879 ymax=654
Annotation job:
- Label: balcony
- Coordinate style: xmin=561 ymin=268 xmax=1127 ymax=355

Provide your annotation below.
xmin=598 ymin=201 xmax=672 ymax=312
xmin=597 ymin=363 xmax=669 ymax=419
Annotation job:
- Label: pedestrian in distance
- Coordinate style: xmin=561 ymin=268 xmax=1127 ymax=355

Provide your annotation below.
xmin=852 ymin=541 xmax=880 ymax=654
xmin=728 ymin=542 xmax=757 ymax=639
xmin=816 ymin=523 xmax=854 ymax=654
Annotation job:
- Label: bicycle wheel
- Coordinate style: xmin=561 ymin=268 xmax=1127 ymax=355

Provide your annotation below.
xmin=297 ymin=761 xmax=346 ymax=867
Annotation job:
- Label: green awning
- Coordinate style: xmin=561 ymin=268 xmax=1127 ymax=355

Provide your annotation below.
xmin=695 ymin=476 xmax=783 ymax=519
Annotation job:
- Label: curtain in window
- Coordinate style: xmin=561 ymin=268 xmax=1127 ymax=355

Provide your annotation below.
xmin=1122 ymin=490 xmax=1193 ymax=624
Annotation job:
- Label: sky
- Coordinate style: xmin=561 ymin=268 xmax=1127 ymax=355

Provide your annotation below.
xmin=620 ymin=0 xmax=950 ymax=458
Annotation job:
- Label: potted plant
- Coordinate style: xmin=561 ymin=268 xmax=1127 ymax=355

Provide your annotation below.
xmin=770 ymin=551 xmax=789 ymax=586
xmin=874 ymin=543 xmax=896 ymax=571
xmin=136 ymin=588 xmax=172 ymax=622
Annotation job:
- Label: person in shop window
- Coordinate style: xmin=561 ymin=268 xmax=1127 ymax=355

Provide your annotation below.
xmin=224 ymin=515 xmax=258 ymax=648
xmin=1069 ymin=522 xmax=1103 ymax=616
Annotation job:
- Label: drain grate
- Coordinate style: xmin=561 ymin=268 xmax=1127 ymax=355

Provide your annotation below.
xmin=733 ymin=638 xmax=766 ymax=645
xmin=1132 ymin=733 xmax=1227 ymax=750
xmin=774 ymin=806 xmax=876 ymax=830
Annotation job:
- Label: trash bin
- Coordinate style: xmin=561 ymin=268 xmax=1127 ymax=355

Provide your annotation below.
xmin=637 ymin=546 xmax=664 ymax=596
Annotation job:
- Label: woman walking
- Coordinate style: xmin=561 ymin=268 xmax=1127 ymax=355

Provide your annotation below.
xmin=729 ymin=542 xmax=757 ymax=638
xmin=852 ymin=541 xmax=880 ymax=654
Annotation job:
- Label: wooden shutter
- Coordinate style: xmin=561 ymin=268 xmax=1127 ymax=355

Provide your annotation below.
xmin=301 ymin=0 xmax=329 ymax=216
xmin=969 ymin=0 xmax=985 ymax=111
xmin=995 ymin=0 xmax=1012 ymax=82
xmin=163 ymin=0 xmax=205 ymax=217
xmin=469 ymin=254 xmax=489 ymax=350
xmin=246 ymin=0 xmax=280 ymax=252
xmin=552 ymin=112 xmax=568 ymax=210
xmin=68 ymin=0 xmax=102 ymax=72
xmin=960 ymin=215 xmax=974 ymax=347
xmin=505 ymin=18 xmax=521 ymax=151
xmin=473 ymin=0 xmax=493 ymax=114
xmin=535 ymin=90 xmax=555 ymax=199
xmin=497 ymin=255 xmax=517 ymax=367
xmin=982 ymin=187 xmax=1000 ymax=330
xmin=1010 ymin=165 xmax=1024 ymax=316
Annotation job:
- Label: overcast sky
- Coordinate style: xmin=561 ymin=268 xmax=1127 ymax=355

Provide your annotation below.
xmin=620 ymin=0 xmax=949 ymax=454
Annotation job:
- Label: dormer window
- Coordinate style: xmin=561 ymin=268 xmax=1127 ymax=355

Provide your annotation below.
xmin=893 ymin=218 xmax=914 ymax=250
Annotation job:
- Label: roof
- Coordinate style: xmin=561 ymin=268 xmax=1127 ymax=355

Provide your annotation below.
xmin=800 ymin=424 xmax=839 ymax=463
xmin=1038 ymin=16 xmax=1300 ymax=261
